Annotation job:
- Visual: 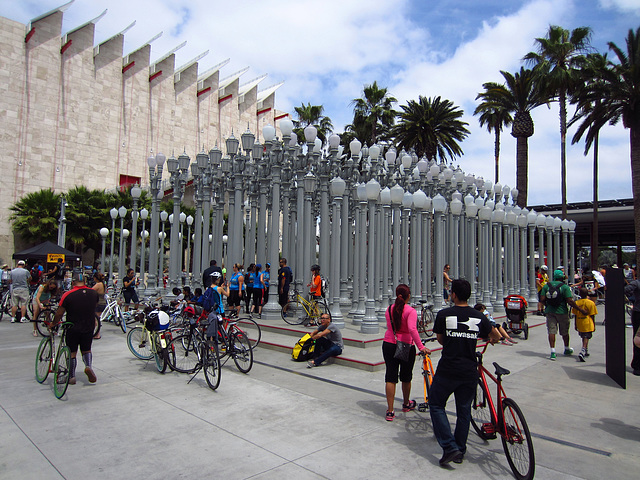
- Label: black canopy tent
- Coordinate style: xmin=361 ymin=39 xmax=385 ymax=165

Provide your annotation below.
xmin=12 ymin=241 xmax=81 ymax=262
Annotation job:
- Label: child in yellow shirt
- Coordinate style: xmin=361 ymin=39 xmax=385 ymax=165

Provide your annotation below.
xmin=572 ymin=288 xmax=598 ymax=362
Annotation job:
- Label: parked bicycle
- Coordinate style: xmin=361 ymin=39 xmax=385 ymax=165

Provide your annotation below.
xmin=417 ymin=339 xmax=438 ymax=412
xmin=414 ymin=300 xmax=435 ymax=338
xmin=0 ymin=287 xmax=12 ymax=321
xmin=35 ymin=321 xmax=73 ymax=399
xmin=126 ymin=310 xmax=174 ymax=373
xmin=470 ymin=344 xmax=535 ymax=480
xmin=281 ymin=288 xmax=330 ymax=326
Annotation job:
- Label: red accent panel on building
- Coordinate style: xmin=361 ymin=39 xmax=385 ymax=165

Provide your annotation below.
xmin=149 ymin=70 xmax=162 ymax=82
xmin=218 ymin=94 xmax=232 ymax=103
xmin=60 ymin=40 xmax=72 ymax=54
xmin=122 ymin=61 xmax=135 ymax=73
xmin=257 ymin=107 xmax=272 ymax=116
xmin=119 ymin=175 xmax=142 ymax=191
xmin=197 ymin=86 xmax=212 ymax=97
xmin=274 ymin=113 xmax=289 ymax=120
xmin=25 ymin=28 xmax=35 ymax=43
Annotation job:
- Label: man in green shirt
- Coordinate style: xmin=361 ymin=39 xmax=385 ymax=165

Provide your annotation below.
xmin=540 ymin=269 xmax=588 ymax=360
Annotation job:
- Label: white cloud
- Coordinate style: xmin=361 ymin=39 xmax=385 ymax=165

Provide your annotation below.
xmin=599 ymin=0 xmax=640 ymax=12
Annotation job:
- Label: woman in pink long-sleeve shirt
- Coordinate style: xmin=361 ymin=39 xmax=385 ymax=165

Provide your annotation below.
xmin=382 ymin=284 xmax=430 ymax=421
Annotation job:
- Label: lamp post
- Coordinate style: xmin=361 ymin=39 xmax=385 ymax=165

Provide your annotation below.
xmin=119 ymin=229 xmax=130 ymax=283
xmin=108 ymin=207 xmax=118 ymax=287
xmin=527 ymin=210 xmax=538 ymax=305
xmin=492 ymin=207 xmax=505 ymax=313
xmin=536 ymin=213 xmax=546 ymax=269
xmin=478 ymin=205 xmax=493 ymax=310
xmin=100 ymin=228 xmax=109 ymax=274
xmin=186 ymin=215 xmax=193 ymax=285
xmin=390 ymin=184 xmax=404 ymax=292
xmin=159 ymin=210 xmax=168 ymax=291
xmin=432 ymin=194 xmax=447 ymax=310
xmin=362 ymin=178 xmax=381 ymax=334
xmin=465 ymin=200 xmax=479 ymax=305
xmin=302 ymin=171 xmax=318 ymax=286
xmin=117 ymin=205 xmax=127 ymax=280
xmin=167 ymin=152 xmax=190 ymax=290
xmin=58 ymin=195 xmax=68 ymax=248
xmin=222 ymin=234 xmax=228 ymax=267
xmin=139 ymin=208 xmax=149 ymax=287
xmin=146 ymin=152 xmax=166 ymax=295
xmin=329 ymin=176 xmax=346 ymax=326
xmin=130 ymin=185 xmax=142 ymax=271
xmin=517 ymin=213 xmax=529 ymax=298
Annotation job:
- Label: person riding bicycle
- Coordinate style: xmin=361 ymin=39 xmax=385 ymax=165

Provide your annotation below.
xmin=430 ymin=278 xmax=501 ymax=466
xmin=33 ymin=279 xmax=59 ymax=336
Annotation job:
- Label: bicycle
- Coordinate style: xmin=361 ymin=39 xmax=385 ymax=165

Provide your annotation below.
xmin=236 ymin=316 xmax=261 ymax=351
xmin=415 ymin=300 xmax=435 ymax=338
xmin=35 ymin=321 xmax=73 ymax=399
xmin=470 ymin=344 xmax=535 ymax=480
xmin=0 ymin=288 xmax=12 ymax=321
xmin=281 ymin=288 xmax=330 ymax=326
xmin=417 ymin=340 xmax=438 ymax=412
xmin=216 ymin=316 xmax=254 ymax=373
xmin=100 ymin=294 xmax=135 ymax=333
xmin=126 ymin=312 xmax=174 ymax=374
xmin=165 ymin=316 xmax=222 ymax=390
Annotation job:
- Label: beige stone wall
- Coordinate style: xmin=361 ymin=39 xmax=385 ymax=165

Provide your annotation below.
xmin=0 ymin=11 xmax=285 ymax=262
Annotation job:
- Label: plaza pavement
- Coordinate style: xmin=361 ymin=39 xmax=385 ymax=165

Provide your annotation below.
xmin=0 ymin=309 xmax=638 ymax=480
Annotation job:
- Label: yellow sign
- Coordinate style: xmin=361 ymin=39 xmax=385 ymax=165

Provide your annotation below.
xmin=47 ymin=254 xmax=65 ymax=263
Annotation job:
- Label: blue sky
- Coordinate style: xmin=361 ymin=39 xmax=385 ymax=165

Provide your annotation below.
xmin=3 ymin=0 xmax=640 ymax=206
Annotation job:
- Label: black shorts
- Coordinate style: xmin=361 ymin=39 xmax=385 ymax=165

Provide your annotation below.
xmin=66 ymin=328 xmax=94 ymax=353
xmin=279 ymin=291 xmax=289 ymax=307
xmin=228 ymin=290 xmax=241 ymax=307
xmin=123 ymin=290 xmax=139 ymax=304
xmin=382 ymin=340 xmax=416 ymax=383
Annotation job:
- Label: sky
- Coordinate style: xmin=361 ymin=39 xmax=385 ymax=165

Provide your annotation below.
xmin=2 ymin=0 xmax=640 ymax=207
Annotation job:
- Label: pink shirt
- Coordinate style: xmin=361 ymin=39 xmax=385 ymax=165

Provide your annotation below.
xmin=383 ymin=304 xmax=425 ymax=350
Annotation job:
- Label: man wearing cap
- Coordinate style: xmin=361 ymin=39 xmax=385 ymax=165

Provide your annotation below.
xmin=53 ymin=270 xmax=99 ymax=384
xmin=539 ymin=269 xmax=588 ymax=360
xmin=536 ymin=265 xmax=549 ymax=315
xmin=10 ymin=260 xmax=30 ymax=323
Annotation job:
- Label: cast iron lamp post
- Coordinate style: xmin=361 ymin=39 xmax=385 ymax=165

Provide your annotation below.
xmin=108 ymin=207 xmax=118 ymax=287
xmin=329 ymin=176 xmax=346 ymax=326
xmin=139 ymin=208 xmax=149 ymax=287
xmin=159 ymin=210 xmax=168 ymax=290
xmin=118 ymin=206 xmax=127 ymax=280
xmin=146 ymin=152 xmax=166 ymax=295
xmin=167 ymin=152 xmax=190 ymax=290
xmin=100 ymin=227 xmax=109 ymax=274
xmin=361 ymin=178 xmax=381 ymax=334
xmin=130 ymin=185 xmax=141 ymax=271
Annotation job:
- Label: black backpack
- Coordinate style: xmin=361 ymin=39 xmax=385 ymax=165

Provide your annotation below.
xmin=546 ymin=282 xmax=565 ymax=307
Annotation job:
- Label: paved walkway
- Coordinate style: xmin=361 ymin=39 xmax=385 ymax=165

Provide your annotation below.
xmin=0 ymin=311 xmax=638 ymax=479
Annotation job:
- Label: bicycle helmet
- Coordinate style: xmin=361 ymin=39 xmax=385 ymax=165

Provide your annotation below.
xmin=183 ymin=305 xmax=196 ymax=318
xmin=211 ymin=271 xmax=222 ymax=279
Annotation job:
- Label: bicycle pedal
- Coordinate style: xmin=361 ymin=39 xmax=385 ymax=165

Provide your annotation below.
xmin=418 ymin=403 xmax=428 ymax=412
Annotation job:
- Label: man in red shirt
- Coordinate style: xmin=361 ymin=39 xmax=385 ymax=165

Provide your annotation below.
xmin=53 ymin=270 xmax=99 ymax=385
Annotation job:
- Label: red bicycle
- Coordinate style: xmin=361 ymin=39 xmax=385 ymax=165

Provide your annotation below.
xmin=470 ymin=344 xmax=535 ymax=480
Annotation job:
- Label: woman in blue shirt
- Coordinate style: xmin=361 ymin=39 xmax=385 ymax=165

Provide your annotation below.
xmin=251 ymin=264 xmax=265 ymax=318
xmin=228 ymin=264 xmax=244 ymax=318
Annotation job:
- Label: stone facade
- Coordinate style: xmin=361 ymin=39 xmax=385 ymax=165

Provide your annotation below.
xmin=0 ymin=10 xmax=287 ymax=262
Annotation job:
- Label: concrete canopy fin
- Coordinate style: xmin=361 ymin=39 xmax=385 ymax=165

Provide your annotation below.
xmin=197 ymin=58 xmax=230 ymax=87
xmin=94 ymin=21 xmax=135 ymax=57
xmin=27 ymin=0 xmax=74 ymax=33
xmin=218 ymin=67 xmax=250 ymax=91
xmin=239 ymin=74 xmax=268 ymax=96
xmin=123 ymin=31 xmax=162 ymax=64
xmin=62 ymin=9 xmax=107 ymax=44
xmin=174 ymin=50 xmax=209 ymax=82
xmin=257 ymin=81 xmax=284 ymax=103
xmin=150 ymin=41 xmax=187 ymax=74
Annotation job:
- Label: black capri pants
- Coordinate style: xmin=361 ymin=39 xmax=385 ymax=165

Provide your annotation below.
xmin=382 ymin=340 xmax=416 ymax=383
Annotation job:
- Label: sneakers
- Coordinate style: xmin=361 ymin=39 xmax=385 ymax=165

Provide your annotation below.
xmin=439 ymin=450 xmax=463 ymax=466
xmin=84 ymin=366 xmax=97 ymax=383
xmin=507 ymin=338 xmax=518 ymax=344
xmin=20 ymin=317 xmax=30 ymax=323
xmin=549 ymin=352 xmax=557 ymax=361
xmin=385 ymin=411 xmax=395 ymax=422
xmin=402 ymin=400 xmax=417 ymax=412
xmin=500 ymin=339 xmax=513 ymax=346
xmin=578 ymin=351 xmax=586 ymax=362
xmin=307 ymin=360 xmax=316 ymax=368
xmin=69 ymin=377 xmax=76 ymax=385
xmin=11 ymin=317 xmax=17 ymax=323
xmin=564 ymin=347 xmax=574 ymax=356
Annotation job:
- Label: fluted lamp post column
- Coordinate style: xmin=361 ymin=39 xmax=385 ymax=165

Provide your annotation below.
xmin=329 ymin=176 xmax=346 ymax=327
xmin=432 ymin=194 xmax=447 ymax=311
xmin=186 ymin=215 xmax=193 ymax=285
xmin=478 ymin=205 xmax=493 ymax=310
xmin=492 ymin=207 xmax=505 ymax=313
xmin=117 ymin=206 xmax=127 ymax=281
xmin=139 ymin=208 xmax=148 ymax=288
xmin=108 ymin=207 xmax=118 ymax=288
xmin=119 ymin=229 xmax=130 ymax=285
xmin=536 ymin=214 xmax=547 ymax=270
xmin=361 ymin=178 xmax=381 ymax=334
xmin=146 ymin=152 xmax=166 ymax=296
xmin=527 ymin=210 xmax=538 ymax=305
xmin=100 ymin=228 xmax=109 ymax=274
xmin=465 ymin=200 xmax=479 ymax=306
xmin=159 ymin=211 xmax=168 ymax=291
xmin=517 ymin=213 xmax=529 ymax=298
xmin=390 ymin=184 xmax=404 ymax=294
xmin=130 ymin=185 xmax=142 ymax=272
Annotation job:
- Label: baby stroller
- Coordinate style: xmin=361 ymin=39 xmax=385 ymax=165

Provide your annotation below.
xmin=503 ymin=294 xmax=529 ymax=340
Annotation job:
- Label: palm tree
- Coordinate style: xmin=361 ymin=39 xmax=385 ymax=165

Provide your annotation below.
xmin=66 ymin=187 xmax=118 ymax=258
xmin=475 ymin=68 xmax=547 ymax=207
xmin=474 ymin=87 xmax=513 ymax=183
xmin=524 ymin=25 xmax=593 ymax=219
xmin=569 ymin=28 xmax=640 ymax=267
xmin=293 ymin=103 xmax=333 ymax=145
xmin=346 ymin=81 xmax=397 ymax=145
xmin=570 ymin=53 xmax=610 ymax=269
xmin=9 ymin=189 xmax=61 ymax=244
xmin=391 ymin=96 xmax=470 ymax=162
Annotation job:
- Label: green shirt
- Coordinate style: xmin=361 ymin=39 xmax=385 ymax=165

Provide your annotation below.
xmin=540 ymin=281 xmax=573 ymax=315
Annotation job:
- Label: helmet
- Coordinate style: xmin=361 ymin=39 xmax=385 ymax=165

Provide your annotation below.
xmin=183 ymin=306 xmax=196 ymax=318
xmin=211 ymin=271 xmax=222 ymax=278
xmin=541 ymin=265 xmax=548 ymax=271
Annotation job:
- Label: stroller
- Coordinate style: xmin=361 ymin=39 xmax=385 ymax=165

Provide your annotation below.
xmin=503 ymin=294 xmax=529 ymax=340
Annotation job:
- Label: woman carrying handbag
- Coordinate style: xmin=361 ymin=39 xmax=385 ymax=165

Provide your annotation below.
xmin=382 ymin=284 xmax=430 ymax=421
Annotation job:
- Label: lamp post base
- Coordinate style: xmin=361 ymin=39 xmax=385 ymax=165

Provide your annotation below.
xmin=261 ymin=296 xmax=281 ymax=321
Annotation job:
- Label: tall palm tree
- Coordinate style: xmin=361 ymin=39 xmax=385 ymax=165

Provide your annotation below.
xmin=346 ymin=81 xmax=397 ymax=145
xmin=475 ymin=68 xmax=546 ymax=207
xmin=524 ymin=25 xmax=593 ymax=219
xmin=293 ymin=103 xmax=333 ymax=145
xmin=569 ymin=28 xmax=640 ymax=267
xmin=391 ymin=95 xmax=470 ymax=162
xmin=9 ymin=189 xmax=61 ymax=244
xmin=570 ymin=53 xmax=610 ymax=269
xmin=474 ymin=87 xmax=513 ymax=183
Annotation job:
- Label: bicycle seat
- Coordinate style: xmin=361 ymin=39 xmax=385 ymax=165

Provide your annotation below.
xmin=418 ymin=300 xmax=427 ymax=304
xmin=492 ymin=362 xmax=510 ymax=377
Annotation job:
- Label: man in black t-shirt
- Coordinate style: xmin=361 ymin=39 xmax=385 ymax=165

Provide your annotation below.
xmin=53 ymin=271 xmax=99 ymax=385
xmin=202 ymin=260 xmax=222 ymax=288
xmin=430 ymin=279 xmax=500 ymax=466
xmin=278 ymin=258 xmax=293 ymax=307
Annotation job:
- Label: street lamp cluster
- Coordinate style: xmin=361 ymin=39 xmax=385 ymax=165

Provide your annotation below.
xmin=98 ymin=120 xmax=576 ymax=334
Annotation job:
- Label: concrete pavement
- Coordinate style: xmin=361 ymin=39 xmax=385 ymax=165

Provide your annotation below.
xmin=0 ymin=310 xmax=639 ymax=480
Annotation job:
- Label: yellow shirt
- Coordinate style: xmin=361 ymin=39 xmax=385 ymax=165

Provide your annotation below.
xmin=572 ymin=298 xmax=597 ymax=333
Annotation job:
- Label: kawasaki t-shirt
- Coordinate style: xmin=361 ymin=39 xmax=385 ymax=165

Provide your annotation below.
xmin=433 ymin=305 xmax=493 ymax=380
